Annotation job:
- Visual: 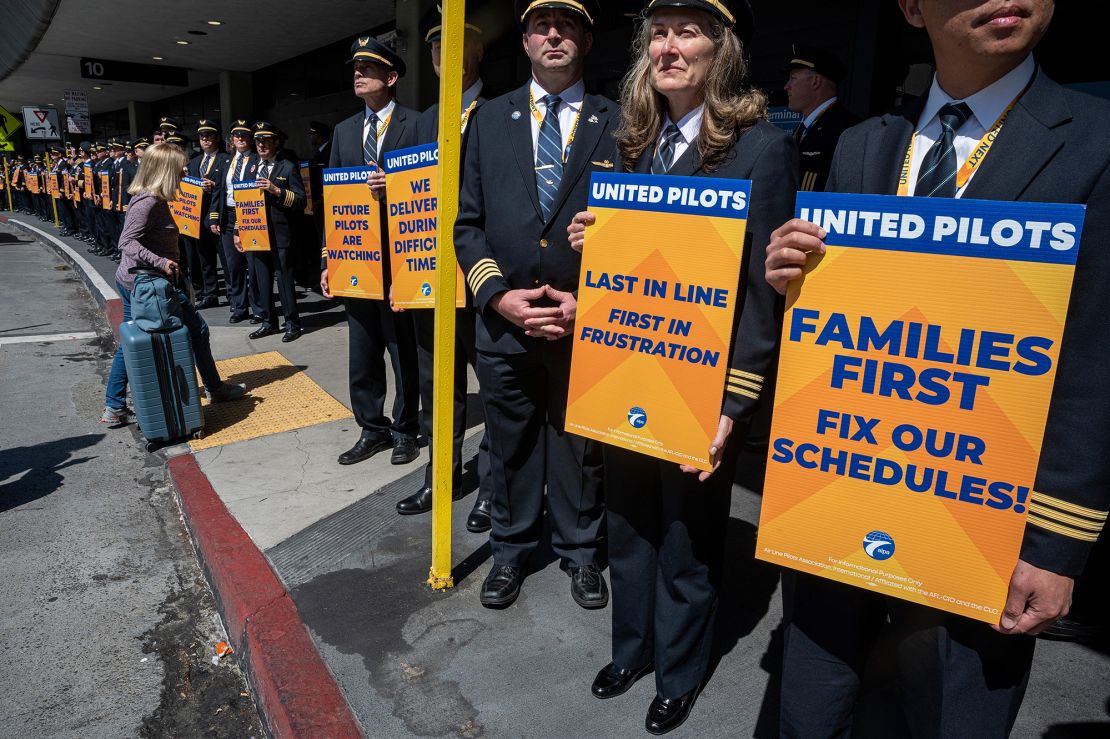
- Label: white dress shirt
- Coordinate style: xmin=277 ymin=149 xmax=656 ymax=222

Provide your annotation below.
xmin=906 ymin=55 xmax=1035 ymax=197
xmin=363 ymin=98 xmax=397 ymax=161
xmin=529 ymin=78 xmax=585 ymax=155
xmin=225 ymin=150 xmax=247 ymax=207
xmin=656 ymin=104 xmax=705 ymax=169
xmin=800 ymin=96 xmax=838 ymax=139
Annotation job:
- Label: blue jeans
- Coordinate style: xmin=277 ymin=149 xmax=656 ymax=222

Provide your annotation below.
xmin=105 ymin=280 xmax=223 ymax=410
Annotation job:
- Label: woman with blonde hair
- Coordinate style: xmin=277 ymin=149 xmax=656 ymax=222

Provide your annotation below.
xmin=102 ymin=143 xmax=245 ymax=424
xmin=568 ymin=1 xmax=797 ymax=733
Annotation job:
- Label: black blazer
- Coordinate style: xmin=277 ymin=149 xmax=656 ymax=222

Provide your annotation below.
xmin=455 ymin=83 xmax=619 ymax=354
xmin=629 ymin=119 xmax=798 ymax=422
xmin=415 ymin=95 xmax=488 ymax=144
xmin=827 ymin=67 xmax=1110 ymax=577
xmin=324 ymin=102 xmax=418 ymax=273
xmin=213 ymin=150 xmax=257 ymax=226
xmin=797 ymin=100 xmax=859 ymax=193
xmin=188 ymin=151 xmax=230 ymax=227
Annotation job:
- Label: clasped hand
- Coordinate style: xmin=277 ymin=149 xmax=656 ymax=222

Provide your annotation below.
xmin=492 ymin=285 xmax=576 ymax=340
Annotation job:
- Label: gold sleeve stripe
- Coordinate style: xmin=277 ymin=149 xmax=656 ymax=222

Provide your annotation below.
xmin=1028 ymin=503 xmax=1106 ymax=533
xmin=283 ymin=190 xmax=294 ymax=208
xmin=1026 ymin=512 xmax=1101 ymax=542
xmin=729 ymin=369 xmax=764 ymax=382
xmin=730 ymin=377 xmax=762 ymax=391
xmin=467 ymin=259 xmax=501 ymax=290
xmin=1030 ymin=492 xmax=1108 ymax=521
xmin=726 ymin=384 xmax=759 ymax=400
xmin=467 ymin=263 xmax=499 ymax=287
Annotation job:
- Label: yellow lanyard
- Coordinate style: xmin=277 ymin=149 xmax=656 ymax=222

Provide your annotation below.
xmin=897 ymin=91 xmax=1025 ymax=197
xmin=460 ymin=99 xmax=478 ymax=134
xmin=529 ymin=90 xmax=580 ymax=164
xmin=369 ymin=111 xmax=392 ymax=145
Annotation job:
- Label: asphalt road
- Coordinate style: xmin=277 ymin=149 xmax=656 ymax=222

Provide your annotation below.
xmin=0 ymin=222 xmax=263 ymax=738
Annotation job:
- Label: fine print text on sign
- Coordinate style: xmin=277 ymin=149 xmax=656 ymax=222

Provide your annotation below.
xmin=383 ymin=143 xmax=465 ymax=309
xmin=169 ymin=176 xmax=204 ymax=237
xmin=756 ymin=192 xmax=1085 ymax=623
xmin=566 ymin=172 xmax=751 ymax=471
xmin=323 ymin=166 xmax=383 ymax=300
xmin=233 ymin=181 xmax=270 ymax=251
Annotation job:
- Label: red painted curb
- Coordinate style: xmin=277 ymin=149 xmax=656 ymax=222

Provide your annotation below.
xmin=167 ymin=455 xmax=364 ymax=739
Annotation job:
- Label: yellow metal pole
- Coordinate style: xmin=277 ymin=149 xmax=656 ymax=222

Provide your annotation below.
xmin=46 ymin=151 xmax=60 ymax=227
xmin=2 ymin=158 xmax=12 ymax=211
xmin=427 ymin=0 xmax=467 ymax=591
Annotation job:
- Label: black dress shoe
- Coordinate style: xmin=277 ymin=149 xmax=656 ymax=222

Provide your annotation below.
xmin=390 ymin=435 xmax=418 ymax=465
xmin=248 ymin=325 xmax=280 ymax=340
xmin=281 ymin=325 xmax=303 ymax=343
xmin=480 ymin=564 xmax=523 ymax=608
xmin=228 ymin=314 xmax=248 ymax=324
xmin=195 ymin=296 xmax=218 ymax=309
xmin=337 ymin=431 xmax=392 ymax=465
xmin=466 ymin=497 xmax=492 ymax=533
xmin=645 ymin=688 xmax=700 ymax=735
xmin=396 ymin=486 xmax=432 ymax=515
xmin=592 ymin=662 xmax=654 ymax=699
xmin=569 ymin=564 xmax=609 ymax=609
xmin=249 ymin=315 xmax=263 ymax=324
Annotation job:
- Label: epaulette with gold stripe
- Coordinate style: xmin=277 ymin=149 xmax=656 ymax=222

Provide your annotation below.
xmin=467 ymin=258 xmax=503 ymax=295
xmin=726 ymin=368 xmax=763 ymax=400
xmin=1026 ymin=491 xmax=1107 ymax=542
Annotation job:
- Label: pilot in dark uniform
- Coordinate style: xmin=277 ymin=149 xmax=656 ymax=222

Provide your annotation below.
xmin=239 ymin=121 xmax=304 ymax=342
xmin=211 ymin=120 xmax=260 ymax=323
xmin=766 ymin=4 xmax=1110 ymax=736
xmin=783 ymin=44 xmax=860 ymax=193
xmin=186 ymin=119 xmax=231 ymax=309
xmin=455 ymin=0 xmax=612 ymax=609
xmin=323 ymin=36 xmax=421 ymax=466
xmin=393 ymin=2 xmax=494 ymax=533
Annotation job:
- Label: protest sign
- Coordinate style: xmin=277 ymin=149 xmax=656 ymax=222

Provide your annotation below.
xmin=566 ymin=172 xmax=751 ymax=471
xmin=169 ymin=176 xmax=204 ymax=237
xmin=233 ymin=181 xmax=270 ymax=251
xmin=322 ymin=166 xmax=383 ymax=300
xmin=300 ymin=161 xmax=314 ymax=216
xmin=83 ymin=164 xmax=93 ymax=199
xmin=383 ymin=143 xmax=465 ymax=309
xmin=756 ymin=192 xmax=1085 ymax=623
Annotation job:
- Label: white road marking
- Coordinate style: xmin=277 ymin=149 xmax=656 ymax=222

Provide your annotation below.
xmin=0 ymin=331 xmax=98 ymax=346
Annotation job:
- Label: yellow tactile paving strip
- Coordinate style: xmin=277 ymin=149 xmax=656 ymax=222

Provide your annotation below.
xmin=190 ymin=351 xmax=352 ymax=451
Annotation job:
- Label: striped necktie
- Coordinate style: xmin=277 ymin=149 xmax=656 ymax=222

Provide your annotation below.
xmin=235 ymin=153 xmax=247 ymax=179
xmin=651 ymin=124 xmax=683 ymax=175
xmin=793 ymin=122 xmax=807 ymax=142
xmin=535 ymin=94 xmax=563 ymax=219
xmin=915 ymin=102 xmax=972 ymax=198
xmin=364 ymin=112 xmax=380 ymax=166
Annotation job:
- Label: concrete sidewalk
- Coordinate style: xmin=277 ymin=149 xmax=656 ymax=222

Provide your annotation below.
xmin=10 ymin=213 xmax=1110 ymax=737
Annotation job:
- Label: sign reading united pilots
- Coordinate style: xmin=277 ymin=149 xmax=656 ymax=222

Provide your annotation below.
xmin=232 ymin=181 xmax=270 ymax=251
xmin=322 ymin=166 xmax=383 ymax=300
xmin=756 ymin=192 xmax=1085 ymax=623
xmin=169 ymin=176 xmax=204 ymax=237
xmin=566 ymin=172 xmax=751 ymax=471
xmin=383 ymin=143 xmax=465 ymax=309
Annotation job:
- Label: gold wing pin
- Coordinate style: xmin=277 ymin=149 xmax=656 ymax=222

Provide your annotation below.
xmin=590 ymin=160 xmax=614 ymax=169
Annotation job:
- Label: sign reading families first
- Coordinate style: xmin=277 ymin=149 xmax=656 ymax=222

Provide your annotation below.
xmin=566 ymin=172 xmax=751 ymax=471
xmin=233 ymin=182 xmax=270 ymax=251
xmin=757 ymin=192 xmax=1085 ymax=623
